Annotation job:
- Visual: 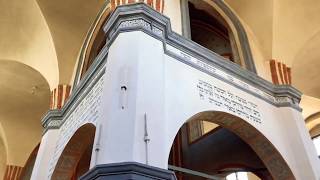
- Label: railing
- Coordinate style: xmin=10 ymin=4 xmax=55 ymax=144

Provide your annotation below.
xmin=169 ymin=165 xmax=223 ymax=180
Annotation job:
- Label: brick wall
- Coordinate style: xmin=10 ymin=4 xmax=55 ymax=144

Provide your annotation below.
xmin=111 ymin=0 xmax=165 ymax=13
xmin=269 ymin=59 xmax=292 ymax=85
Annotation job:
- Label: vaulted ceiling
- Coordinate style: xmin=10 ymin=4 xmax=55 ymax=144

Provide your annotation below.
xmin=225 ymin=0 xmax=320 ymax=132
xmin=35 ymin=0 xmax=105 ymax=84
xmin=0 ymin=0 xmax=320 ymax=173
xmin=0 ymin=60 xmax=49 ymax=166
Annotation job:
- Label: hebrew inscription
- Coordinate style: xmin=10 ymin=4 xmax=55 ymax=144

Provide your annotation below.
xmin=166 ymin=45 xmax=279 ymax=104
xmin=197 ymin=79 xmax=262 ymax=123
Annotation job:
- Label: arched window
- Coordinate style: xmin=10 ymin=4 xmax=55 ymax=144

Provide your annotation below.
xmin=181 ymin=0 xmax=256 ymax=72
xmin=189 ymin=2 xmax=239 ymax=63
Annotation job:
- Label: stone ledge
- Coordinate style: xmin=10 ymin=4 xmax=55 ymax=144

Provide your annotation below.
xmin=80 ymin=162 xmax=177 ymax=180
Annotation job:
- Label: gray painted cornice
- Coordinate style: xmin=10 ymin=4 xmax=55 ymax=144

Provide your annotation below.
xmin=80 ymin=162 xmax=177 ymax=180
xmin=42 ymin=3 xmax=302 ymax=133
xmin=103 ymin=3 xmax=302 ymax=108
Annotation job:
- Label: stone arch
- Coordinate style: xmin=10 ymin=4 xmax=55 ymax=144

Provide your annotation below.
xmin=19 ymin=144 xmax=40 ymax=180
xmin=306 ymin=111 xmax=320 ymax=124
xmin=181 ymin=0 xmax=256 ymax=73
xmin=306 ymin=112 xmax=320 ymax=137
xmin=310 ymin=124 xmax=320 ymax=138
xmin=52 ymin=123 xmax=96 ymax=180
xmin=76 ymin=1 xmax=112 ymax=83
xmin=168 ymin=111 xmax=295 ymax=180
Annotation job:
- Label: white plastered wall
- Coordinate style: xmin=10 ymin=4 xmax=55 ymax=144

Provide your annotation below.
xmin=94 ymin=31 xmax=320 ymax=179
xmin=31 ymin=130 xmax=59 ymax=180
xmin=31 ymin=27 xmax=320 ymax=180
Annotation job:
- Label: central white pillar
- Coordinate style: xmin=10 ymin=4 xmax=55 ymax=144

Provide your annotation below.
xmin=94 ymin=31 xmax=168 ymax=169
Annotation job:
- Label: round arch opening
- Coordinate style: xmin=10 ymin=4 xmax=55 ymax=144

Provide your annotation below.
xmin=181 ymin=0 xmax=256 ymax=73
xmin=51 ymin=123 xmax=96 ymax=180
xmin=168 ymin=111 xmax=295 ymax=180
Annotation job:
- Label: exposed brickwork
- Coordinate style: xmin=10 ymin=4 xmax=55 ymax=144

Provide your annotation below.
xmin=48 ymin=74 xmax=104 ymax=178
xmin=51 ymin=124 xmax=95 ymax=180
xmin=270 ymin=60 xmax=279 ymax=85
xmin=3 ymin=165 xmax=23 ymax=180
xmin=19 ymin=144 xmax=40 ymax=180
xmin=277 ymin=62 xmax=284 ymax=84
xmin=287 ymin=67 xmax=292 ymax=84
xmin=111 ymin=0 xmax=164 ymax=13
xmin=50 ymin=84 xmax=72 ymax=110
xmin=270 ymin=59 xmax=292 ymax=85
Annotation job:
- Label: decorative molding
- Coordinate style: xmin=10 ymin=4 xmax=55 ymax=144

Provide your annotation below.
xmin=43 ymin=3 xmax=302 ymax=133
xmin=103 ymin=3 xmax=302 ymax=110
xmin=47 ymin=73 xmax=104 ymax=178
xmin=80 ymin=162 xmax=177 ymax=180
xmin=74 ymin=0 xmax=164 ymax=88
xmin=38 ymin=4 xmax=304 ymax=179
xmin=73 ymin=0 xmax=111 ymax=89
xmin=180 ymin=0 xmax=257 ymax=73
xmin=213 ymin=0 xmax=256 ymax=73
xmin=44 ymin=3 xmax=302 ymax=131
xmin=42 ymin=43 xmax=108 ymax=132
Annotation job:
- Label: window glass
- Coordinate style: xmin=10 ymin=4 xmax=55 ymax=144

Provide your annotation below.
xmin=226 ymin=172 xmax=248 ymax=180
xmin=188 ymin=120 xmax=219 ymax=143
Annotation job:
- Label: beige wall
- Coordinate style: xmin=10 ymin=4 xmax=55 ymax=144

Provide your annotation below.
xmin=1 ymin=0 xmax=320 ymax=176
xmin=0 ymin=61 xmax=50 ymax=169
xmin=36 ymin=0 xmax=105 ymax=85
xmin=225 ymin=0 xmax=273 ymax=61
xmin=0 ymin=0 xmax=59 ymax=90
xmin=273 ymin=0 xmax=320 ymax=66
xmin=163 ymin=0 xmax=182 ymax=34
